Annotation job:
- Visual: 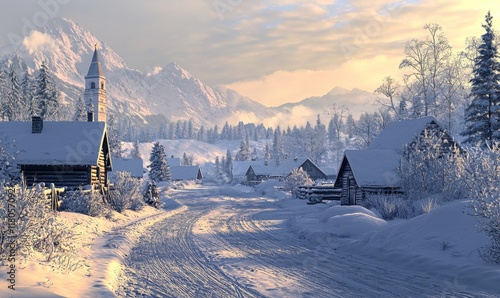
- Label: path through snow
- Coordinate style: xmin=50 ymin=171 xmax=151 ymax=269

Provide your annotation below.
xmin=117 ymin=185 xmax=494 ymax=297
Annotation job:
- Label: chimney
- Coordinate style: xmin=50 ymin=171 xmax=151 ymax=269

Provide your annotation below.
xmin=32 ymin=116 xmax=43 ymax=133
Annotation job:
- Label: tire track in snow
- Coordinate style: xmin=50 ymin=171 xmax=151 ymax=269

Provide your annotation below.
xmin=117 ymin=201 xmax=263 ymax=298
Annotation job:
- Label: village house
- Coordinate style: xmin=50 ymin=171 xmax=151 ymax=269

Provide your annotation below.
xmin=334 ymin=116 xmax=461 ymax=205
xmin=244 ymin=157 xmax=327 ymax=183
xmin=170 ymin=165 xmax=203 ymax=182
xmin=0 ymin=46 xmax=113 ymax=189
xmin=109 ymin=158 xmax=144 ymax=180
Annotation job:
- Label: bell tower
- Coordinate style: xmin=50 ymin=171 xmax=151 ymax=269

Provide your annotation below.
xmin=84 ymin=45 xmax=107 ymax=122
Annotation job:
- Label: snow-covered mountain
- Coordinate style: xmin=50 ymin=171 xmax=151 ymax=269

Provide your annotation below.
xmin=267 ymin=87 xmax=380 ymax=127
xmin=0 ymin=17 xmax=275 ymax=127
xmin=1 ymin=17 xmax=379 ymax=128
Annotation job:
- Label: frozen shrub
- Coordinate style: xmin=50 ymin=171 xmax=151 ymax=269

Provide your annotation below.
xmin=363 ymin=195 xmax=416 ymax=220
xmin=61 ymin=188 xmax=111 ymax=218
xmin=284 ymin=168 xmax=313 ymax=198
xmin=0 ymin=183 xmax=76 ymax=261
xmin=398 ymin=132 xmax=466 ymax=202
xmin=463 ymin=147 xmax=500 ymax=263
xmin=109 ymin=171 xmax=144 ymax=212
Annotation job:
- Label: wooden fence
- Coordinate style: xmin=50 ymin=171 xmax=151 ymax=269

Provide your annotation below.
xmin=296 ymin=185 xmax=342 ymax=203
xmin=42 ymin=183 xmax=65 ymax=211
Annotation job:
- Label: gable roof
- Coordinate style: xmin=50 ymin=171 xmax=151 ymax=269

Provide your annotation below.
xmin=170 ymin=166 xmax=203 ymax=180
xmin=342 ymin=150 xmax=400 ymax=188
xmin=247 ymin=163 xmax=277 ymax=176
xmin=0 ymin=121 xmax=109 ymax=166
xmin=111 ymin=158 xmax=143 ymax=178
xmin=233 ymin=161 xmax=263 ymax=177
xmin=368 ymin=116 xmax=438 ymax=152
xmin=167 ymin=157 xmax=181 ymax=167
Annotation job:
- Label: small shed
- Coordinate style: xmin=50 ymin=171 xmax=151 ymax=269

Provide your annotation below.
xmin=334 ymin=150 xmax=401 ymax=205
xmin=109 ymin=158 xmax=144 ymax=179
xmin=270 ymin=157 xmax=327 ymax=181
xmin=170 ymin=166 xmax=203 ymax=181
xmin=245 ymin=164 xmax=276 ymax=182
xmin=0 ymin=117 xmax=112 ymax=189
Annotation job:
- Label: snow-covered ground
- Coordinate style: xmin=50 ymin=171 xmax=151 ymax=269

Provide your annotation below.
xmin=2 ymin=182 xmax=499 ymax=297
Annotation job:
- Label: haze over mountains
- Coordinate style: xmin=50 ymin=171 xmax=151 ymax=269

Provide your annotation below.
xmin=0 ymin=17 xmax=379 ymax=128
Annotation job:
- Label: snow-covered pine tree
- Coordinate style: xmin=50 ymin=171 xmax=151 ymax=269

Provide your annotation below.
xmin=264 ymin=141 xmax=271 ymax=162
xmin=225 ymin=149 xmax=233 ymax=181
xmin=34 ymin=62 xmax=60 ymax=120
xmin=148 ymin=142 xmax=171 ymax=182
xmin=462 ymin=11 xmax=500 ymax=148
xmin=5 ymin=67 xmax=22 ymax=121
xmin=107 ymin=115 xmax=125 ymax=158
xmin=73 ymin=97 xmax=87 ymax=121
xmin=130 ymin=140 xmax=141 ymax=159
xmin=21 ymin=69 xmax=35 ymax=119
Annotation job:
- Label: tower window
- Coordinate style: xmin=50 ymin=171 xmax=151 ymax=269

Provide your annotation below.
xmin=101 ymin=82 xmax=104 ymax=89
xmin=91 ymin=82 xmax=96 ymax=89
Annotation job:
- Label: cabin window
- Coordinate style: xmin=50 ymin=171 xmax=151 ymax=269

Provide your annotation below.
xmin=91 ymin=82 xmax=96 ymax=89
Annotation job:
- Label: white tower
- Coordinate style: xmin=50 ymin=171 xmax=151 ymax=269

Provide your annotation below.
xmin=84 ymin=45 xmax=107 ymax=122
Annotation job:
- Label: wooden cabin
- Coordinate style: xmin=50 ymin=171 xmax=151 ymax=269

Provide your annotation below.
xmin=269 ymin=157 xmax=328 ymax=181
xmin=334 ymin=150 xmax=401 ymax=205
xmin=0 ymin=116 xmax=112 ymax=189
xmin=335 ymin=116 xmax=461 ymax=205
xmin=245 ymin=164 xmax=276 ymax=182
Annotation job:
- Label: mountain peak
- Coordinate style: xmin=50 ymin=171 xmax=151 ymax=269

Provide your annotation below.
xmin=326 ymin=86 xmax=350 ymax=96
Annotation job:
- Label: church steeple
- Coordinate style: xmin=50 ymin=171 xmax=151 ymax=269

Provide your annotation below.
xmin=84 ymin=45 xmax=107 ymax=122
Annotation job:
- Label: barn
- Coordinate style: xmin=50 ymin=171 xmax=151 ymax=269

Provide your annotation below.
xmin=334 ymin=116 xmax=461 ymax=205
xmin=0 ymin=116 xmax=112 ymax=189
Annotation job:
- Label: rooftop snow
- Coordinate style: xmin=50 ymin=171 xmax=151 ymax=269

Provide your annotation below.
xmin=0 ymin=121 xmax=107 ymax=166
xmin=368 ymin=116 xmax=437 ymax=152
xmin=344 ymin=150 xmax=400 ymax=187
xmin=110 ymin=158 xmax=143 ymax=178
xmin=170 ymin=166 xmax=202 ymax=180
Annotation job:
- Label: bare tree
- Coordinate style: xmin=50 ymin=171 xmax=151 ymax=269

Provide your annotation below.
xmin=374 ymin=76 xmax=401 ymax=117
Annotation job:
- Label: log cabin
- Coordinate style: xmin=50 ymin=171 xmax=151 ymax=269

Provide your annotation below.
xmin=0 ymin=116 xmax=112 ymax=189
xmin=335 ymin=116 xmax=461 ymax=205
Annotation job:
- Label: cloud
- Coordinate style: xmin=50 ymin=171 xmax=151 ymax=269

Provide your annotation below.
xmin=22 ymin=31 xmax=56 ymax=54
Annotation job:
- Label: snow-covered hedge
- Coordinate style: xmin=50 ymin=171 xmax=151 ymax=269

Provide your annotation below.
xmin=60 ymin=188 xmax=111 ymax=218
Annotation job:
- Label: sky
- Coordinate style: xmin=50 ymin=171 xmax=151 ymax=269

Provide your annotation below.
xmin=0 ymin=0 xmax=499 ymax=107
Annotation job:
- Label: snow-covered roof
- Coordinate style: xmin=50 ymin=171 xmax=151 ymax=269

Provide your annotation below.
xmin=0 ymin=121 xmax=108 ymax=166
xmin=233 ymin=161 xmax=266 ymax=177
xmin=343 ymin=150 xmax=400 ymax=187
xmin=248 ymin=163 xmax=277 ymax=176
xmin=110 ymin=158 xmax=143 ymax=178
xmin=170 ymin=166 xmax=202 ymax=180
xmin=167 ymin=157 xmax=181 ymax=167
xmin=271 ymin=157 xmax=311 ymax=177
xmin=86 ymin=47 xmax=104 ymax=78
xmin=368 ymin=116 xmax=438 ymax=152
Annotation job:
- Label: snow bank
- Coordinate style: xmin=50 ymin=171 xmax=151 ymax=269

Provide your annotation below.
xmin=345 ymin=200 xmax=500 ymax=293
xmin=325 ymin=213 xmax=388 ymax=238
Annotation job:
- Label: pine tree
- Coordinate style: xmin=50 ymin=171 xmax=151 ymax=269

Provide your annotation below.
xmin=148 ymin=142 xmax=171 ymax=182
xmin=73 ymin=97 xmax=87 ymax=121
xmin=462 ymin=11 xmax=500 ymax=148
xmin=130 ymin=140 xmax=141 ymax=159
xmin=264 ymin=141 xmax=271 ymax=161
xmin=225 ymin=150 xmax=233 ymax=181
xmin=34 ymin=62 xmax=60 ymax=120
xmin=21 ymin=69 xmax=35 ymax=119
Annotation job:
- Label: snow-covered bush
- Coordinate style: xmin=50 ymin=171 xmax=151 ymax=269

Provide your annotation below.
xmin=60 ymin=188 xmax=111 ymax=218
xmin=0 ymin=136 xmax=20 ymax=186
xmin=109 ymin=171 xmax=144 ymax=212
xmin=363 ymin=195 xmax=416 ymax=220
xmin=284 ymin=168 xmax=313 ymax=198
xmin=398 ymin=132 xmax=466 ymax=202
xmin=462 ymin=147 xmax=500 ymax=263
xmin=0 ymin=183 xmax=76 ymax=262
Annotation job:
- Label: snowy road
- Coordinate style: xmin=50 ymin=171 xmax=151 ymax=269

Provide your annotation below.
xmin=117 ymin=185 xmax=494 ymax=297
